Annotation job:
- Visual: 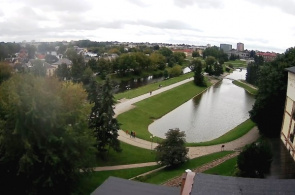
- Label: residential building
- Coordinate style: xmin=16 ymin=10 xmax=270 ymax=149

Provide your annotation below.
xmin=220 ymin=44 xmax=232 ymax=53
xmin=237 ymin=42 xmax=244 ymax=52
xmin=281 ymin=66 xmax=295 ymax=162
xmin=256 ymin=52 xmax=277 ymax=62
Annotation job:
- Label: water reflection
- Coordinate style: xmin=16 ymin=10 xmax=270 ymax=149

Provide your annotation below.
xmin=149 ymin=69 xmax=256 ymax=143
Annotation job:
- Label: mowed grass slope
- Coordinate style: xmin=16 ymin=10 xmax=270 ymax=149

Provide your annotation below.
xmin=117 ymin=81 xmax=209 ymax=140
xmin=115 ymin=72 xmax=194 ymax=100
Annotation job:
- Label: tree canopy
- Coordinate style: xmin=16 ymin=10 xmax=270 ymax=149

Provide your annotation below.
xmin=237 ymin=140 xmax=272 ymax=178
xmin=0 ymin=75 xmax=96 ymax=194
xmin=155 ymin=128 xmax=189 ymax=167
xmin=88 ymin=78 xmax=121 ymax=158
xmin=250 ymin=47 xmax=295 ymax=137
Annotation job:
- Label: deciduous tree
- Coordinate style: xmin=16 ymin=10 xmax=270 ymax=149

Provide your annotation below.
xmin=250 ymin=47 xmax=295 ymax=137
xmin=155 ymin=128 xmax=188 ymax=167
xmin=0 ymin=75 xmax=96 ymax=194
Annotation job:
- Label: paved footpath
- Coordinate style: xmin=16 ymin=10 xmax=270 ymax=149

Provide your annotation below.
xmin=114 ymin=78 xmax=193 ymax=117
xmin=94 ymin=75 xmax=260 ymax=171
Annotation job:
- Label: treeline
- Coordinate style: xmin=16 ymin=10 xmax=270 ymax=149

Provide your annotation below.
xmin=248 ymin=47 xmax=295 ymax=137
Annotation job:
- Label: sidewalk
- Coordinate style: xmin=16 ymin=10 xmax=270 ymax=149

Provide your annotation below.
xmin=93 ymin=162 xmax=157 ymax=171
xmin=114 ymin=78 xmax=193 ymax=117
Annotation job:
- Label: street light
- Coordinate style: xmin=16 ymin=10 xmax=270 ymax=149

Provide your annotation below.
xmin=150 ymin=135 xmax=154 ymax=151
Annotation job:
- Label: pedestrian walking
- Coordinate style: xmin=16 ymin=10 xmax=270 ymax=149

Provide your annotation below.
xmin=133 ymin=132 xmax=136 ymax=138
xmin=130 ymin=130 xmax=133 ymax=138
xmin=150 ymin=91 xmax=152 ymax=95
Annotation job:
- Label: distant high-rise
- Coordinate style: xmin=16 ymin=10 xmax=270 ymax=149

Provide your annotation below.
xmin=237 ymin=42 xmax=244 ymax=51
xmin=220 ymin=44 xmax=232 ymax=53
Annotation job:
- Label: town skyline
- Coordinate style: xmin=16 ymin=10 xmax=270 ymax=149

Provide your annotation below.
xmin=1 ymin=0 xmax=294 ymax=53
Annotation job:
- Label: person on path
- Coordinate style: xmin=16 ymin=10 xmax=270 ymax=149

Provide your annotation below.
xmin=130 ymin=130 xmax=133 ymax=138
xmin=150 ymin=91 xmax=152 ymax=95
xmin=133 ymin=132 xmax=136 ymax=138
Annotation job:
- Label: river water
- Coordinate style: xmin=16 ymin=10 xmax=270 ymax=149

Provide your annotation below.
xmin=149 ymin=69 xmax=256 ymax=143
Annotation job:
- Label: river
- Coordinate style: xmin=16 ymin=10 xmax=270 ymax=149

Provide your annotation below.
xmin=149 ymin=69 xmax=256 ymax=143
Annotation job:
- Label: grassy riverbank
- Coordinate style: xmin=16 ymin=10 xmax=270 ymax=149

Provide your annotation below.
xmin=133 ymin=151 xmax=233 ymax=184
xmin=95 ymin=141 xmax=156 ymax=166
xmin=186 ymin=119 xmax=256 ymax=146
xmin=232 ymin=80 xmax=258 ymax=95
xmin=114 ymin=72 xmax=194 ymax=100
xmin=117 ymin=81 xmax=209 ymax=141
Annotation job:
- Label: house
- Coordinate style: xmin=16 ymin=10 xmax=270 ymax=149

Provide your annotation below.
xmin=256 ymin=52 xmax=277 ymax=62
xmin=281 ymin=66 xmax=295 ymax=162
xmin=52 ymin=58 xmax=72 ymax=69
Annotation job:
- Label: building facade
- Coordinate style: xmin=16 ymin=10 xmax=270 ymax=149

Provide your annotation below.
xmin=237 ymin=42 xmax=244 ymax=51
xmin=281 ymin=67 xmax=295 ymax=162
xmin=220 ymin=44 xmax=232 ymax=53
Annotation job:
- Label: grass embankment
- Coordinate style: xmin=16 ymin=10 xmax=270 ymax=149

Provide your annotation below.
xmin=75 ymin=165 xmax=160 ymax=194
xmin=114 ymin=72 xmax=194 ymax=100
xmin=117 ymin=81 xmax=209 ymax=141
xmin=203 ymin=157 xmax=238 ymax=176
xmin=95 ymin=141 xmax=156 ymax=166
xmin=187 ymin=119 xmax=256 ymax=146
xmin=232 ymin=80 xmax=258 ymax=95
xmin=133 ymin=151 xmax=233 ymax=184
xmin=224 ymin=60 xmax=247 ymax=68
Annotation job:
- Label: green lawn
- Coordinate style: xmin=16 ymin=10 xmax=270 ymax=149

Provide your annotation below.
xmin=133 ymin=151 xmax=233 ymax=184
xmin=232 ymin=80 xmax=258 ymax=95
xmin=95 ymin=141 xmax=156 ymax=166
xmin=75 ymin=165 xmax=160 ymax=194
xmin=203 ymin=156 xmax=237 ymax=176
xmin=224 ymin=60 xmax=247 ymax=68
xmin=117 ymin=81 xmax=209 ymax=141
xmin=114 ymin=72 xmax=194 ymax=100
xmin=187 ymin=119 xmax=256 ymax=146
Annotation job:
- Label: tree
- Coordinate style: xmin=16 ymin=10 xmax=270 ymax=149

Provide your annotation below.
xmin=0 ymin=75 xmax=96 ymax=194
xmin=237 ymin=140 xmax=272 ymax=178
xmin=169 ymin=65 xmax=182 ymax=77
xmin=45 ymin=54 xmax=58 ymax=64
xmin=191 ymin=59 xmax=206 ymax=87
xmin=88 ymin=78 xmax=121 ymax=158
xmin=249 ymin=47 xmax=295 ymax=137
xmin=192 ymin=51 xmax=200 ymax=58
xmin=172 ymin=52 xmax=186 ymax=65
xmin=31 ymin=60 xmax=47 ymax=77
xmin=150 ymin=52 xmax=166 ymax=70
xmin=246 ymin=62 xmax=260 ymax=85
xmin=56 ymin=63 xmax=70 ymax=80
xmin=155 ymin=128 xmax=189 ymax=167
xmin=0 ymin=62 xmax=13 ymax=84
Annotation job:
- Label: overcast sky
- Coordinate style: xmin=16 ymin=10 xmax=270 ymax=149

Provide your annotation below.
xmin=0 ymin=0 xmax=294 ymax=53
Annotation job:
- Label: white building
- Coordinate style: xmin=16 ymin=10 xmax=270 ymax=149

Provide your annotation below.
xmin=281 ymin=66 xmax=295 ymax=161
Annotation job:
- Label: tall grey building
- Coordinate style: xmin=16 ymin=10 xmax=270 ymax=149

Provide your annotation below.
xmin=220 ymin=44 xmax=232 ymax=52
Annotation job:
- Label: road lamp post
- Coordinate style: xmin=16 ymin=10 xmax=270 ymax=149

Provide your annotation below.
xmin=150 ymin=135 xmax=154 ymax=151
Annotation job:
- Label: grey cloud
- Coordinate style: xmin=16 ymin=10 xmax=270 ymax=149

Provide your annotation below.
xmin=134 ymin=20 xmax=202 ymax=31
xmin=173 ymin=0 xmax=224 ymax=8
xmin=246 ymin=0 xmax=295 ymax=16
xmin=125 ymin=0 xmax=149 ymax=7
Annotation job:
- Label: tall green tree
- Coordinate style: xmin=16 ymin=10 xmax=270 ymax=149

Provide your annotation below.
xmin=155 ymin=128 xmax=188 ymax=167
xmin=191 ymin=59 xmax=206 ymax=87
xmin=237 ymin=140 xmax=272 ymax=178
xmin=31 ymin=60 xmax=47 ymax=77
xmin=0 ymin=75 xmax=96 ymax=194
xmin=250 ymin=47 xmax=295 ymax=137
xmin=56 ymin=63 xmax=70 ymax=80
xmin=0 ymin=62 xmax=13 ymax=84
xmin=89 ymin=78 xmax=121 ymax=158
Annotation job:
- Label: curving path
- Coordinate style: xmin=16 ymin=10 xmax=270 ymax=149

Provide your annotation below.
xmin=93 ymin=75 xmax=260 ymax=171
